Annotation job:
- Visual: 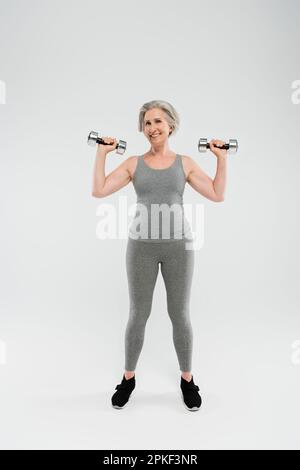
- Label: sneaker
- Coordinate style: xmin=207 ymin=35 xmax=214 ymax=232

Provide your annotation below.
xmin=180 ymin=375 xmax=202 ymax=411
xmin=111 ymin=374 xmax=136 ymax=409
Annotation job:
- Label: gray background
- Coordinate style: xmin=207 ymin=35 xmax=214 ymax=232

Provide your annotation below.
xmin=0 ymin=0 xmax=300 ymax=450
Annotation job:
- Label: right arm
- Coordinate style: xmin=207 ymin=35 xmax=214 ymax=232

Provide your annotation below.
xmin=92 ymin=146 xmax=134 ymax=198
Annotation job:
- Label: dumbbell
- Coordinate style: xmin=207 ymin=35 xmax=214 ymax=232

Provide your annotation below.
xmin=198 ymin=138 xmax=238 ymax=154
xmin=87 ymin=131 xmax=127 ymax=155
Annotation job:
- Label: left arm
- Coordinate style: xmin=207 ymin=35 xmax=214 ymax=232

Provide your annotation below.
xmin=185 ymin=139 xmax=227 ymax=202
xmin=212 ymin=154 xmax=227 ymax=201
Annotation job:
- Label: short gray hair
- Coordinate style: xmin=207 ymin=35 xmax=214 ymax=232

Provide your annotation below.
xmin=138 ymin=100 xmax=180 ymax=137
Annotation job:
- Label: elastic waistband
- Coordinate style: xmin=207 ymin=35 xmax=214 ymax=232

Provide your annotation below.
xmin=127 ymin=236 xmax=193 ymax=244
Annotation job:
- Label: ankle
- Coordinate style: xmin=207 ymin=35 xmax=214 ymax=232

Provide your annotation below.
xmin=181 ymin=372 xmax=192 ymax=382
xmin=124 ymin=371 xmax=135 ymax=380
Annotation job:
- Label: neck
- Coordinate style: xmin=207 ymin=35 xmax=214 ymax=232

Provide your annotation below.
xmin=148 ymin=142 xmax=171 ymax=158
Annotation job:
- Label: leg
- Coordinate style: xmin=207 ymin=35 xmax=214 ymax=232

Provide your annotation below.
xmin=160 ymin=241 xmax=195 ymax=374
xmin=124 ymin=239 xmax=160 ymax=372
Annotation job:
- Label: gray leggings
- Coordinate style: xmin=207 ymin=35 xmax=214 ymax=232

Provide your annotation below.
xmin=124 ymin=237 xmax=195 ymax=372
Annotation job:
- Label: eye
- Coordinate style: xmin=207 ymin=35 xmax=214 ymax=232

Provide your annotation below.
xmin=145 ymin=119 xmax=161 ymax=125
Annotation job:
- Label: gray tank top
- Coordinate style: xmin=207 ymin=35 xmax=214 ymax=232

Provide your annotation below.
xmin=128 ymin=154 xmax=193 ymax=242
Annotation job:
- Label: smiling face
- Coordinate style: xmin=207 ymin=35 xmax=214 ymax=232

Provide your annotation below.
xmin=143 ymin=107 xmax=172 ymax=144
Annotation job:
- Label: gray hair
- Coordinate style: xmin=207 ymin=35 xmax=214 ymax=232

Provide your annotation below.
xmin=138 ymin=100 xmax=180 ymax=137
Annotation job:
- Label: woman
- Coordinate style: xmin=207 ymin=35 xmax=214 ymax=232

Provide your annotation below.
xmin=92 ymin=100 xmax=227 ymax=411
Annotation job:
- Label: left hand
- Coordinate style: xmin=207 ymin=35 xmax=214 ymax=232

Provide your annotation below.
xmin=209 ymin=139 xmax=228 ymax=159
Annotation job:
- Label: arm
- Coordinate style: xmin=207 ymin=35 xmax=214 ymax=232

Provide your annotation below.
xmin=92 ymin=148 xmax=134 ymax=198
xmin=185 ymin=155 xmax=226 ymax=202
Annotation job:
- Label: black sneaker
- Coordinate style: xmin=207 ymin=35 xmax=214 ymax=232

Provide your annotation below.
xmin=111 ymin=374 xmax=136 ymax=409
xmin=180 ymin=375 xmax=202 ymax=411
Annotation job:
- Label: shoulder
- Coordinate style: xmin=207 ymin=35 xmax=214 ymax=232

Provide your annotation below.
xmin=125 ymin=155 xmax=139 ymax=180
xmin=180 ymin=154 xmax=194 ymax=165
xmin=180 ymin=155 xmax=196 ymax=181
xmin=121 ymin=155 xmax=139 ymax=168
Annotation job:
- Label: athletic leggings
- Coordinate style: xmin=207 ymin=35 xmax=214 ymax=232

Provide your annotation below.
xmin=124 ymin=237 xmax=195 ymax=372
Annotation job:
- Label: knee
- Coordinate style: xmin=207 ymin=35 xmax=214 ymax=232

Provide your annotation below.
xmin=127 ymin=311 xmax=151 ymax=329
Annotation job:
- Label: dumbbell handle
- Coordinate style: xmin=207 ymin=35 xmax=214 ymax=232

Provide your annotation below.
xmin=96 ymin=137 xmax=122 ymax=148
xmin=198 ymin=138 xmax=238 ymax=154
xmin=207 ymin=143 xmax=230 ymax=150
xmin=87 ymin=131 xmax=127 ymax=155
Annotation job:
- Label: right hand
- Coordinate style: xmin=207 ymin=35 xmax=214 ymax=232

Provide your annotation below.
xmin=97 ymin=136 xmax=118 ymax=154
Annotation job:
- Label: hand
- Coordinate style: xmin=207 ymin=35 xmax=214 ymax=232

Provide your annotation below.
xmin=97 ymin=136 xmax=118 ymax=154
xmin=208 ymin=139 xmax=228 ymax=159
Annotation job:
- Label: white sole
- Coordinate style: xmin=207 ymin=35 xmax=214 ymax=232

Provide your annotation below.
xmin=180 ymin=391 xmax=201 ymax=411
xmin=112 ymin=391 xmax=201 ymax=411
xmin=111 ymin=392 xmax=134 ymax=409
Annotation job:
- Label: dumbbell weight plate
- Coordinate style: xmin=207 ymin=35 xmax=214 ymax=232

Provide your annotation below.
xmin=228 ymin=139 xmax=238 ymax=154
xmin=198 ymin=138 xmax=208 ymax=152
xmin=87 ymin=131 xmax=99 ymax=146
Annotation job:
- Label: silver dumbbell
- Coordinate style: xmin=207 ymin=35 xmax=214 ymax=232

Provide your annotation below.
xmin=87 ymin=131 xmax=127 ymax=155
xmin=198 ymin=138 xmax=238 ymax=154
